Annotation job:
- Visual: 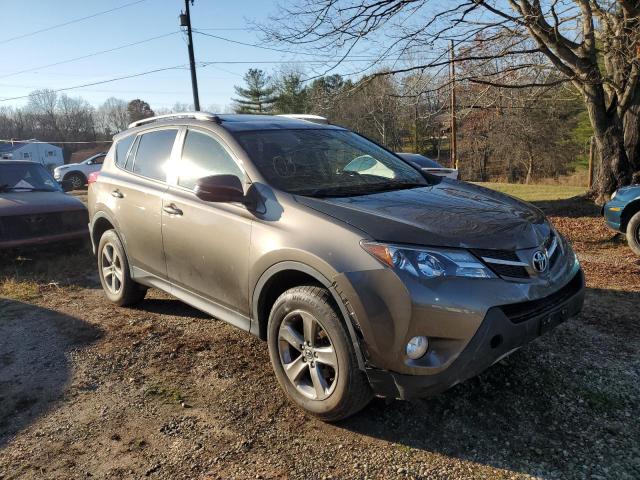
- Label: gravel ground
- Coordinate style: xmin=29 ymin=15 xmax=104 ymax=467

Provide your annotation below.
xmin=0 ymin=196 xmax=638 ymax=479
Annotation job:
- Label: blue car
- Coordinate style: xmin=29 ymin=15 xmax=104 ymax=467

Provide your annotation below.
xmin=603 ymin=185 xmax=640 ymax=255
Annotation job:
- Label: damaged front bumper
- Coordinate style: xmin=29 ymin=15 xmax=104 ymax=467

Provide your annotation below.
xmin=365 ymin=269 xmax=585 ymax=399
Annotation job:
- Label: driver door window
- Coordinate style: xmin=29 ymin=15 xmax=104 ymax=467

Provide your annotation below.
xmin=178 ymin=130 xmax=243 ymax=189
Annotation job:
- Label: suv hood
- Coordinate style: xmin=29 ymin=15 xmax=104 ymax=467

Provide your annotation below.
xmin=0 ymin=191 xmax=86 ymax=216
xmin=296 ymin=181 xmax=550 ymax=250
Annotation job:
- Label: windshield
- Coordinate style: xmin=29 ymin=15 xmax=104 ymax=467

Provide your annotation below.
xmin=233 ymin=129 xmax=427 ymax=197
xmin=397 ymin=153 xmax=443 ymax=169
xmin=0 ymin=163 xmax=61 ymax=192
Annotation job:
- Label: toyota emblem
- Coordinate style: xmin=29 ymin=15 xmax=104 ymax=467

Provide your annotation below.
xmin=532 ymin=250 xmax=549 ymax=273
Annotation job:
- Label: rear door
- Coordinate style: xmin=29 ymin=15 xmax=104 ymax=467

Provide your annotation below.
xmin=109 ymin=128 xmax=179 ymax=280
xmin=161 ymin=127 xmax=253 ymax=325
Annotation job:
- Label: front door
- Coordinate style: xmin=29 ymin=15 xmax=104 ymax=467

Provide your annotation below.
xmin=161 ymin=128 xmax=252 ymax=326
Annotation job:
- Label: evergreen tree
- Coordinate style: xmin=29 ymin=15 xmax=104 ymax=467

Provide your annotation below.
xmin=273 ymin=71 xmax=308 ymax=114
xmin=233 ymin=69 xmax=276 ymax=114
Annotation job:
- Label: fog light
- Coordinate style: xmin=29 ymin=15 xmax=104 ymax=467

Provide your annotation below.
xmin=406 ymin=336 xmax=429 ymax=360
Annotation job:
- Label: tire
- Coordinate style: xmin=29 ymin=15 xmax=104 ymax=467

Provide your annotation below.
xmin=267 ymin=285 xmax=372 ymax=421
xmin=65 ymin=172 xmax=86 ymax=190
xmin=626 ymin=211 xmax=640 ymax=256
xmin=97 ymin=229 xmax=147 ymax=306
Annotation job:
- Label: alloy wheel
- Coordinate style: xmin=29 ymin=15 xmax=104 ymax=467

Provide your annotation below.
xmin=101 ymin=243 xmax=123 ymax=295
xmin=69 ymin=175 xmax=83 ymax=189
xmin=278 ymin=310 xmax=338 ymax=400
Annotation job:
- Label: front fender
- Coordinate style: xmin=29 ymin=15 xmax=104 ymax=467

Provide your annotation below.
xmin=250 ymin=259 xmax=367 ymax=370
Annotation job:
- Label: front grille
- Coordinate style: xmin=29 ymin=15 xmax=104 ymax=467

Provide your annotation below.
xmin=471 ymin=248 xmax=520 ymax=262
xmin=471 ymin=248 xmax=529 ymax=279
xmin=0 ymin=210 xmax=88 ymax=242
xmin=473 ymin=231 xmax=562 ymax=280
xmin=499 ymin=271 xmax=583 ymax=324
xmin=487 ymin=263 xmax=529 ymax=279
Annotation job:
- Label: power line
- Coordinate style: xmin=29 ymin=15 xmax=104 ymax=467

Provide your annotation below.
xmin=0 ymin=65 xmax=185 ymax=102
xmin=0 ymin=57 xmax=441 ymax=103
xmin=192 ymin=29 xmax=317 ymax=56
xmin=0 ymin=31 xmax=180 ymax=79
xmin=0 ymin=0 xmax=149 ymax=46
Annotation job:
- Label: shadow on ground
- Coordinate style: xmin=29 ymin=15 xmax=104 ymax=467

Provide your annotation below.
xmin=135 ymin=297 xmax=210 ymax=320
xmin=0 ymin=299 xmax=102 ymax=448
xmin=338 ymin=287 xmax=640 ymax=478
xmin=0 ymin=241 xmax=99 ymax=291
xmin=531 ymin=196 xmax=601 ymax=218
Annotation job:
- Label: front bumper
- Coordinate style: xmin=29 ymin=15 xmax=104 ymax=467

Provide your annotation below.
xmin=365 ymin=269 xmax=585 ymax=399
xmin=0 ymin=228 xmax=88 ymax=250
xmin=602 ymin=200 xmax=624 ymax=232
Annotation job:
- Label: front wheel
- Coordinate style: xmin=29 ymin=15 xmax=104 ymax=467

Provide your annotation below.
xmin=267 ymin=285 xmax=372 ymax=421
xmin=97 ymin=229 xmax=147 ymax=306
xmin=626 ymin=211 xmax=640 ymax=256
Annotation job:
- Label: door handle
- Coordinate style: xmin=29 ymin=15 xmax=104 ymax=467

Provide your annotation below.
xmin=111 ymin=190 xmax=123 ymax=198
xmin=163 ymin=204 xmax=183 ymax=216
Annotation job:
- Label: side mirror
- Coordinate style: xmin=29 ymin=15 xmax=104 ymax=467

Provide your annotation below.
xmin=194 ymin=175 xmax=246 ymax=203
xmin=61 ymin=179 xmax=74 ymax=192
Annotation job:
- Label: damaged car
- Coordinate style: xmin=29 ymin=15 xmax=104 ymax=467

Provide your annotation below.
xmin=88 ymin=113 xmax=585 ymax=421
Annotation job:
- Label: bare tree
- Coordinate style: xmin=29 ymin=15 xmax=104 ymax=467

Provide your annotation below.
xmin=266 ymin=0 xmax=640 ymax=201
xmin=96 ymin=97 xmax=129 ymax=136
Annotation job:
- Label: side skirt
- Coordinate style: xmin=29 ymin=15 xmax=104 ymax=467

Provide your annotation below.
xmin=131 ymin=266 xmax=251 ymax=333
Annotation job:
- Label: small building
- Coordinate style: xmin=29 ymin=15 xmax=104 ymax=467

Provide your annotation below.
xmin=0 ymin=140 xmax=64 ymax=171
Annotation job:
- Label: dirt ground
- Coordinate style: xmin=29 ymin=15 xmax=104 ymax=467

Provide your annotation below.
xmin=0 ymin=196 xmax=638 ymax=479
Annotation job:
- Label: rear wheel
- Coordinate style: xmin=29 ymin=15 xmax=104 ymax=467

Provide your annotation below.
xmin=97 ymin=229 xmax=147 ymax=306
xmin=65 ymin=172 xmax=86 ymax=190
xmin=267 ymin=285 xmax=372 ymax=421
xmin=626 ymin=211 xmax=640 ymax=256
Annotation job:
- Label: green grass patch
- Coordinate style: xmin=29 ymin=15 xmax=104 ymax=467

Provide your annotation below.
xmin=144 ymin=384 xmax=185 ymax=405
xmin=475 ymin=183 xmax=587 ymax=202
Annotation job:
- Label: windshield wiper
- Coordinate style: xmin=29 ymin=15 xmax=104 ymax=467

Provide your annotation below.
xmin=298 ymin=181 xmax=425 ymax=198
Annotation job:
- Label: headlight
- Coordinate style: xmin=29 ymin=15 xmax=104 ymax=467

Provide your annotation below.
xmin=361 ymin=241 xmax=495 ymax=279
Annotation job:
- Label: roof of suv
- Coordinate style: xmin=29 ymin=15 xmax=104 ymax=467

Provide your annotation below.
xmin=119 ymin=113 xmax=343 ymax=138
xmin=216 ymin=114 xmax=342 ymax=132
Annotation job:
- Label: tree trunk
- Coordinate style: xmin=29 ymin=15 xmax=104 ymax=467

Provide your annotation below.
xmin=525 ymin=150 xmax=534 ymax=185
xmin=623 ymin=89 xmax=640 ymax=180
xmin=584 ymin=85 xmax=632 ymax=203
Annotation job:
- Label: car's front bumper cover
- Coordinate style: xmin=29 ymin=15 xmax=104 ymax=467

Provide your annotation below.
xmin=365 ymin=269 xmax=585 ymax=399
xmin=602 ymin=200 xmax=624 ymax=231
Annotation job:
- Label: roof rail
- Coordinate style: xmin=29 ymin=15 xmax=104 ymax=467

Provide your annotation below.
xmin=128 ymin=111 xmax=219 ymax=129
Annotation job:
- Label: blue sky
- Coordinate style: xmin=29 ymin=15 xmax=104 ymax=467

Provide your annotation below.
xmin=0 ymin=0 xmax=342 ymax=111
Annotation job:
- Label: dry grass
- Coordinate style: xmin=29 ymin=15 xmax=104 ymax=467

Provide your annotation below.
xmin=0 ymin=278 xmax=40 ymax=301
xmin=476 ymin=182 xmax=587 ymax=202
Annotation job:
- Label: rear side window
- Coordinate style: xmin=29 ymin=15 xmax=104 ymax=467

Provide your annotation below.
xmin=178 ymin=130 xmax=243 ymax=190
xmin=115 ymin=135 xmax=135 ymax=168
xmin=132 ymin=129 xmax=178 ymax=182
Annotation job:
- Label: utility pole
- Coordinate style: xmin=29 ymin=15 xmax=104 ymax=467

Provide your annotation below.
xmin=449 ymin=40 xmax=458 ymax=170
xmin=180 ymin=0 xmax=200 ymax=111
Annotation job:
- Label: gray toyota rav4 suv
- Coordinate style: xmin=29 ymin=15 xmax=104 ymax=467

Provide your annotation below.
xmin=88 ymin=112 xmax=585 ymax=421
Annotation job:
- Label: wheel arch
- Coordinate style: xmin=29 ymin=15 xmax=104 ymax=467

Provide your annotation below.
xmin=252 ymin=261 xmax=366 ymax=369
xmin=90 ymin=211 xmax=117 ymax=254
xmin=621 ymin=199 xmax=640 ymax=232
